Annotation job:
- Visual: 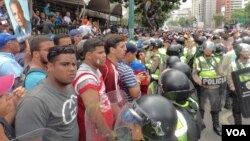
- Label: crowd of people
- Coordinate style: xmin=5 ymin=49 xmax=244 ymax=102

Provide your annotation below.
xmin=1 ymin=1 xmax=250 ymax=141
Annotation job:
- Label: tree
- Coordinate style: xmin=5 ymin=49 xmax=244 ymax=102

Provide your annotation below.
xmin=110 ymin=0 xmax=181 ymax=29
xmin=213 ymin=13 xmax=225 ymax=28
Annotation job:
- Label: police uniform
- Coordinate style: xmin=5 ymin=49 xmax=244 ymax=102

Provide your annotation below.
xmin=192 ymin=54 xmax=222 ymax=136
xmin=227 ymin=58 xmax=250 ymax=124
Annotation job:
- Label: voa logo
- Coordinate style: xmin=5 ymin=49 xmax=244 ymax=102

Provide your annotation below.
xmin=226 ymin=129 xmax=246 ymax=136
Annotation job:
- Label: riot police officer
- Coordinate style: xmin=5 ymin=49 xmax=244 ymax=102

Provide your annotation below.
xmin=192 ymin=40 xmax=223 ymax=136
xmin=161 ymin=69 xmax=204 ymax=141
xmin=115 ymin=94 xmax=178 ymax=141
xmin=227 ymin=43 xmax=250 ymax=125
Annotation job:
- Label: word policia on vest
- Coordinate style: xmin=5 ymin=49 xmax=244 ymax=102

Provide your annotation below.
xmin=202 ymin=76 xmax=226 ymax=85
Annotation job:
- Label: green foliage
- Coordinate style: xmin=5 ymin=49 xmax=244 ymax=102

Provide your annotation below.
xmin=110 ymin=0 xmax=181 ymax=29
xmin=213 ymin=13 xmax=225 ymax=27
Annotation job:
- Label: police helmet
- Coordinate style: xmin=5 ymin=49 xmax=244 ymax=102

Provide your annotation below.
xmin=202 ymin=40 xmax=215 ymax=51
xmin=135 ymin=95 xmax=178 ymax=141
xmin=195 ymin=36 xmax=207 ymax=46
xmin=160 ymin=69 xmax=194 ymax=103
xmin=176 ymin=37 xmax=185 ymax=45
xmin=151 ymin=39 xmax=164 ymax=48
xmin=233 ymin=38 xmax=243 ymax=50
xmin=215 ymin=43 xmax=225 ymax=54
xmin=167 ymin=44 xmax=183 ymax=56
xmin=242 ymin=36 xmax=250 ymax=45
xmin=170 ymin=62 xmax=191 ymax=79
xmin=167 ymin=56 xmax=181 ymax=68
xmin=235 ymin=43 xmax=250 ymax=57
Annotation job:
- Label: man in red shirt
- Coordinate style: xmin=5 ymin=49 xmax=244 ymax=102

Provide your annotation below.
xmin=73 ymin=37 xmax=115 ymax=141
xmin=99 ymin=34 xmax=127 ymax=93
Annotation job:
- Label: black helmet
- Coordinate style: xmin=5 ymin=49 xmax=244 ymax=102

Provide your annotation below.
xmin=195 ymin=36 xmax=207 ymax=46
xmin=176 ymin=37 xmax=185 ymax=45
xmin=215 ymin=43 xmax=225 ymax=54
xmin=242 ymin=36 xmax=250 ymax=45
xmin=233 ymin=38 xmax=243 ymax=50
xmin=170 ymin=62 xmax=191 ymax=79
xmin=151 ymin=39 xmax=163 ymax=48
xmin=167 ymin=56 xmax=181 ymax=68
xmin=202 ymin=40 xmax=215 ymax=51
xmin=135 ymin=95 xmax=178 ymax=141
xmin=167 ymin=44 xmax=183 ymax=56
xmin=160 ymin=69 xmax=194 ymax=104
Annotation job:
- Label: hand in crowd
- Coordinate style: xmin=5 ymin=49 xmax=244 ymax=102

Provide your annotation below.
xmin=11 ymin=86 xmax=25 ymax=107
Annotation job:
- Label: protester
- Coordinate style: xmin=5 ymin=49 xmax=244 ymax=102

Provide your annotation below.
xmin=73 ymin=37 xmax=117 ymax=141
xmin=0 ymin=74 xmax=25 ymax=141
xmin=15 ymin=46 xmax=79 ymax=140
xmin=24 ymin=35 xmax=54 ymax=90
xmin=0 ymin=33 xmax=22 ymax=87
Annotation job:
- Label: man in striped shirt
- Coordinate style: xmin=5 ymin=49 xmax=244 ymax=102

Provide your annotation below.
xmin=117 ymin=41 xmax=143 ymax=102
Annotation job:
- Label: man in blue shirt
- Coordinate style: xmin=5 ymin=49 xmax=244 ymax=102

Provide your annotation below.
xmin=0 ymin=33 xmax=23 ymax=87
xmin=24 ymin=35 xmax=54 ymax=90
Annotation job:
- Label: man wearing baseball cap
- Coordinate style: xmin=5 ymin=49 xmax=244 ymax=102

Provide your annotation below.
xmin=69 ymin=29 xmax=82 ymax=50
xmin=0 ymin=33 xmax=23 ymax=86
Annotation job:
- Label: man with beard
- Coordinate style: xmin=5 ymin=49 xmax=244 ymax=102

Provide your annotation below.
xmin=24 ymin=35 xmax=54 ymax=90
xmin=15 ymin=46 xmax=79 ymax=140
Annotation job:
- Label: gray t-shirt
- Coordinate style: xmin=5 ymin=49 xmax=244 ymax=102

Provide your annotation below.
xmin=15 ymin=79 xmax=79 ymax=141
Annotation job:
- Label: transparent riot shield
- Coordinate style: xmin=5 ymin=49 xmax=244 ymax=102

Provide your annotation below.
xmin=85 ymin=90 xmax=128 ymax=141
xmin=114 ymin=103 xmax=143 ymax=141
xmin=12 ymin=128 xmax=62 ymax=141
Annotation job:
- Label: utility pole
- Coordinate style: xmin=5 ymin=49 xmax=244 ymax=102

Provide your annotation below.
xmin=128 ymin=0 xmax=134 ymax=40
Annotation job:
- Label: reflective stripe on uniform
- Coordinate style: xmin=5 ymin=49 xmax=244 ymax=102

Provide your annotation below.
xmin=175 ymin=110 xmax=188 ymax=141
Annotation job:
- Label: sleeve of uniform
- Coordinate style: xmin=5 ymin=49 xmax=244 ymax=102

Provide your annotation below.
xmin=15 ymin=97 xmax=49 ymax=137
xmin=227 ymin=65 xmax=235 ymax=91
xmin=192 ymin=58 xmax=202 ymax=86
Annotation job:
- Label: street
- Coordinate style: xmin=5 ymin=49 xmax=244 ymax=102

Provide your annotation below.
xmin=200 ymin=102 xmax=250 ymax=141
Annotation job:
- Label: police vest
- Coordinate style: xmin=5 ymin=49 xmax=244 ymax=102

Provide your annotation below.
xmin=181 ymin=46 xmax=197 ymax=63
xmin=174 ymin=98 xmax=204 ymax=141
xmin=195 ymin=56 xmax=221 ymax=78
xmin=175 ymin=110 xmax=188 ymax=141
xmin=231 ymin=60 xmax=250 ymax=82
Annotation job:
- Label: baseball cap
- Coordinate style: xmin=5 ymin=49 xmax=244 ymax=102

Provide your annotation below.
xmin=69 ymin=29 xmax=81 ymax=37
xmin=0 ymin=33 xmax=16 ymax=48
xmin=0 ymin=74 xmax=15 ymax=94
xmin=126 ymin=40 xmax=138 ymax=53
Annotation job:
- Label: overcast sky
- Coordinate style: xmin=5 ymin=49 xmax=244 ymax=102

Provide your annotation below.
xmin=180 ymin=0 xmax=192 ymax=9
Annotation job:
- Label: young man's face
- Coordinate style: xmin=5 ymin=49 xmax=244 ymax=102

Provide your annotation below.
xmin=10 ymin=3 xmax=25 ymax=28
xmin=36 ymin=41 xmax=55 ymax=64
xmin=89 ymin=46 xmax=106 ymax=68
xmin=48 ymin=53 xmax=77 ymax=86
xmin=113 ymin=41 xmax=126 ymax=61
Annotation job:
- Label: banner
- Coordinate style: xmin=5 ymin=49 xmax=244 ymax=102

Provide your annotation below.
xmin=201 ymin=76 xmax=226 ymax=85
xmin=5 ymin=0 xmax=31 ymax=43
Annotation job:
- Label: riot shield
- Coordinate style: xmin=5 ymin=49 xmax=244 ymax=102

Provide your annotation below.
xmin=85 ymin=90 xmax=128 ymax=141
xmin=232 ymin=67 xmax=250 ymax=118
xmin=12 ymin=128 xmax=62 ymax=141
xmin=106 ymin=89 xmax=128 ymax=107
